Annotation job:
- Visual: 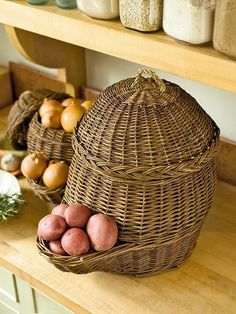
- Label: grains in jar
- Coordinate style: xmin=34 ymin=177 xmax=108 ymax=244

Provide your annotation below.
xmin=120 ymin=0 xmax=163 ymax=32
xmin=213 ymin=0 xmax=236 ymax=60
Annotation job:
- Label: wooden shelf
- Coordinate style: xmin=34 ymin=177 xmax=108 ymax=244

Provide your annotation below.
xmin=0 ymin=0 xmax=236 ymax=93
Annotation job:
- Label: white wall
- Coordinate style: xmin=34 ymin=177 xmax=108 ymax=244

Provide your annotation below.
xmin=86 ymin=50 xmax=236 ymax=142
xmin=1 ymin=24 xmax=236 ymax=141
xmin=0 ymin=24 xmax=56 ymax=76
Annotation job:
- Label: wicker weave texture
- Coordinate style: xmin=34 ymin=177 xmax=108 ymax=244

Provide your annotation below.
xmin=64 ymin=156 xmax=217 ymax=244
xmin=27 ymin=112 xmax=73 ymax=164
xmin=7 ymin=89 xmax=69 ymax=150
xmin=38 ymin=70 xmax=220 ymax=276
xmin=28 ymin=179 xmax=65 ymax=204
xmin=77 ymin=76 xmax=216 ymax=167
xmin=37 ymin=224 xmax=201 ymax=276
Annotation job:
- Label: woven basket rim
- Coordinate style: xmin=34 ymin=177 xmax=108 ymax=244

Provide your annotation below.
xmin=28 ymin=178 xmax=65 ymax=194
xmin=36 ymin=222 xmax=202 ymax=263
xmin=72 ymin=125 xmax=219 ymax=184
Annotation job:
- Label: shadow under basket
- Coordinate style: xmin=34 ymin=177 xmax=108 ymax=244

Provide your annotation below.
xmin=28 ymin=179 xmax=65 ymax=204
xmin=37 ymin=224 xmax=201 ymax=277
xmin=27 ymin=112 xmax=73 ymax=164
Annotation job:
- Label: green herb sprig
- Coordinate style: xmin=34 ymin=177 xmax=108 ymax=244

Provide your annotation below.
xmin=0 ymin=193 xmax=25 ymax=223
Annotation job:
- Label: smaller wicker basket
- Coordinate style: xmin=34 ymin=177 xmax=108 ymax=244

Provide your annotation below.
xmin=28 ymin=179 xmax=65 ymax=204
xmin=27 ymin=112 xmax=73 ymax=164
xmin=7 ymin=89 xmax=69 ymax=150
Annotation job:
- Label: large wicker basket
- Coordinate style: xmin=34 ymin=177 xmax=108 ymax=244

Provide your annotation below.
xmin=27 ymin=112 xmax=73 ymax=164
xmin=37 ymin=69 xmax=219 ymax=276
xmin=7 ymin=89 xmax=69 ymax=150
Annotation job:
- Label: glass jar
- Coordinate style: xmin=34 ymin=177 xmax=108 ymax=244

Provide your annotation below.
xmin=77 ymin=0 xmax=119 ymax=20
xmin=56 ymin=0 xmax=77 ymax=9
xmin=163 ymin=0 xmax=215 ymax=46
xmin=27 ymin=0 xmax=49 ymax=5
xmin=213 ymin=0 xmax=236 ymax=60
xmin=120 ymin=0 xmax=163 ymax=32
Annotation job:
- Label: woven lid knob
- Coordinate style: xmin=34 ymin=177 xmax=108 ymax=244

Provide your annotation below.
xmin=132 ymin=69 xmax=166 ymax=92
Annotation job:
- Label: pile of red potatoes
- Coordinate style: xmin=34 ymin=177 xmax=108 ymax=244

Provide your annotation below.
xmin=38 ymin=203 xmax=118 ymax=256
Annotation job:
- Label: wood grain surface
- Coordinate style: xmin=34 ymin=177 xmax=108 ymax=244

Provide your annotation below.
xmin=6 ymin=26 xmax=86 ymax=97
xmin=0 ymin=66 xmax=13 ymax=109
xmin=9 ymin=62 xmax=75 ymax=99
xmin=217 ymin=140 xmax=236 ymax=186
xmin=0 ymin=178 xmax=235 ymax=314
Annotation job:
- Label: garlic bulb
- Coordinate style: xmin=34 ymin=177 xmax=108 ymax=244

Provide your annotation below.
xmin=0 ymin=170 xmax=21 ymax=195
xmin=1 ymin=153 xmax=22 ymax=172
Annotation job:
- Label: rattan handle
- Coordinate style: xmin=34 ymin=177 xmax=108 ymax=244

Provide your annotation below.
xmin=132 ymin=69 xmax=166 ymax=92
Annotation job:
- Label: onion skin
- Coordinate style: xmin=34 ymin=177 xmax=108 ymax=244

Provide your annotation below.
xmin=61 ymin=98 xmax=82 ymax=108
xmin=43 ymin=161 xmax=69 ymax=189
xmin=81 ymin=100 xmax=94 ymax=111
xmin=41 ymin=110 xmax=62 ymax=129
xmin=39 ymin=98 xmax=63 ymax=117
xmin=21 ymin=153 xmax=48 ymax=179
xmin=61 ymin=104 xmax=86 ymax=133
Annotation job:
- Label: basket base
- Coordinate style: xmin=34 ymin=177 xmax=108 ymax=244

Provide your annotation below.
xmin=118 ymin=243 xmax=196 ymax=278
xmin=37 ymin=225 xmax=201 ymax=277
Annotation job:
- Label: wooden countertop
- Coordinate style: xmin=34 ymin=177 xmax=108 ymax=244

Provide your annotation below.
xmin=0 ymin=106 xmax=236 ymax=313
xmin=0 ymin=180 xmax=235 ymax=314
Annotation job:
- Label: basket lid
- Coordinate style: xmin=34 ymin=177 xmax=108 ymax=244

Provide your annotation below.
xmin=75 ymin=69 xmax=219 ymax=168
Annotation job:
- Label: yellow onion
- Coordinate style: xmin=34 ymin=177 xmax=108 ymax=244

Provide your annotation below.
xmin=81 ymin=100 xmax=94 ymax=111
xmin=39 ymin=98 xmax=63 ymax=118
xmin=43 ymin=161 xmax=69 ymax=189
xmin=41 ymin=110 xmax=62 ymax=129
xmin=61 ymin=104 xmax=85 ymax=133
xmin=21 ymin=153 xmax=48 ymax=179
xmin=61 ymin=98 xmax=83 ymax=108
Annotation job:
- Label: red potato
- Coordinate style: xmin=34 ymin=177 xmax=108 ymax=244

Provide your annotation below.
xmin=86 ymin=214 xmax=118 ymax=251
xmin=51 ymin=204 xmax=69 ymax=217
xmin=38 ymin=214 xmax=67 ymax=241
xmin=61 ymin=228 xmax=90 ymax=256
xmin=64 ymin=203 xmax=91 ymax=228
xmin=48 ymin=240 xmax=67 ymax=255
